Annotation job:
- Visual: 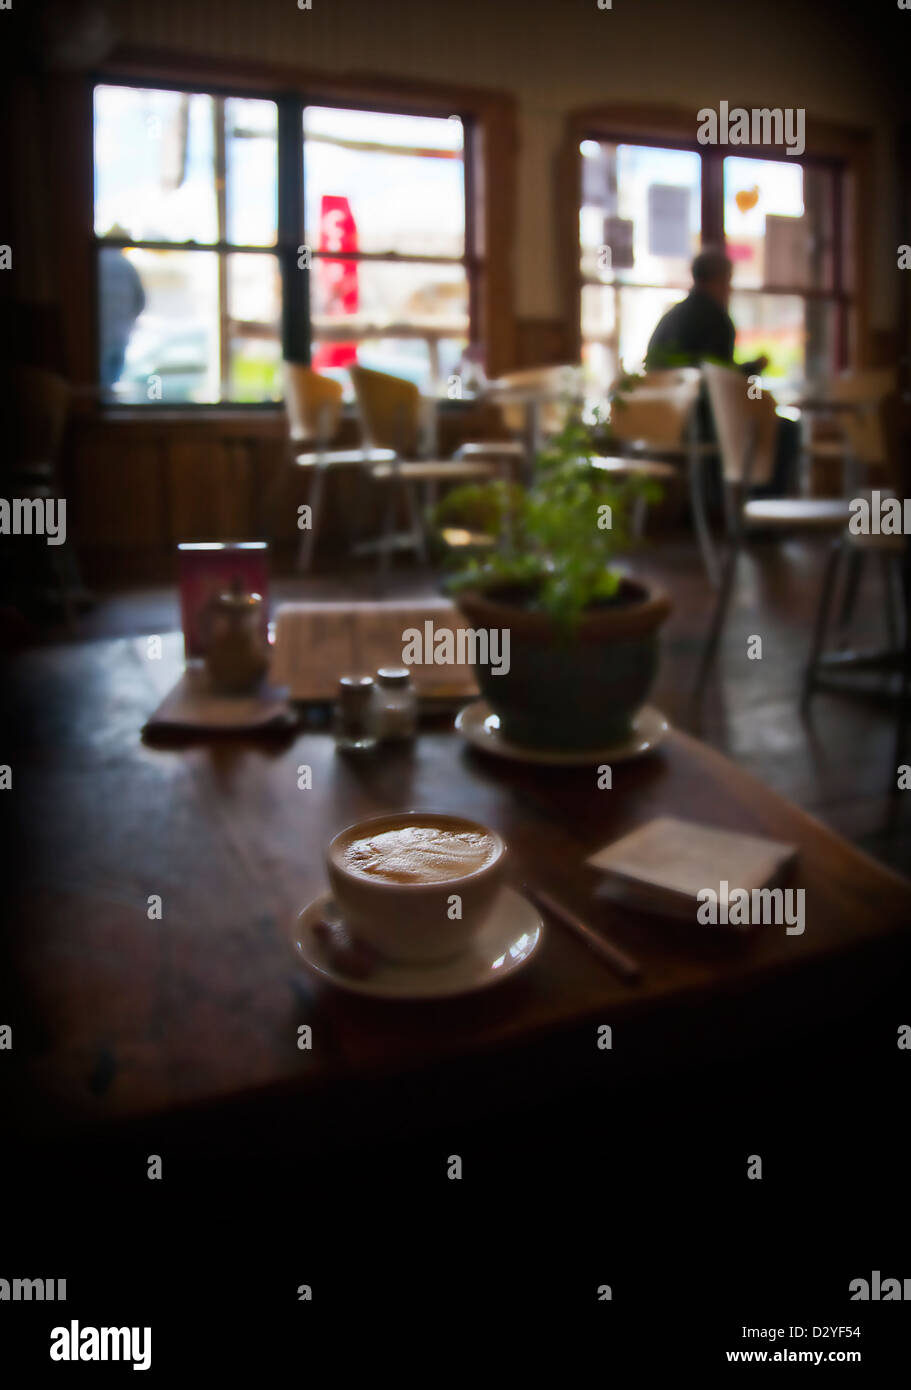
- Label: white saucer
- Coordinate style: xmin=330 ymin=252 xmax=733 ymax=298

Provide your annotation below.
xmin=290 ymin=886 xmax=544 ymax=999
xmin=454 ymin=700 xmax=669 ymax=766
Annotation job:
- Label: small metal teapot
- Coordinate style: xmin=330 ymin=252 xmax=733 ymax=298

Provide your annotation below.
xmin=204 ymin=576 xmax=269 ymax=694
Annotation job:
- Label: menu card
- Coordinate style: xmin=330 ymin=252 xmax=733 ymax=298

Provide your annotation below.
xmin=269 ymin=598 xmax=481 ymax=701
xmin=178 ymin=541 xmax=269 ymax=660
xmin=587 ymin=817 xmax=796 ymax=920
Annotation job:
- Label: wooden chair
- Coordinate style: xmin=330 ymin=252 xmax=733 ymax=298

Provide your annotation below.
xmin=284 ymin=361 xmax=344 ymax=447
xmin=692 ymin=363 xmax=852 ymax=703
xmin=802 ymin=378 xmax=909 ymax=711
xmin=804 ymin=367 xmax=897 ymax=640
xmin=806 ymin=367 xmax=896 ymax=497
xmin=8 ymin=366 xmax=83 ymax=627
xmin=608 ymin=367 xmax=719 ymax=581
xmin=276 ymin=363 xmax=396 ymax=570
xmin=349 ymin=365 xmax=500 ymax=570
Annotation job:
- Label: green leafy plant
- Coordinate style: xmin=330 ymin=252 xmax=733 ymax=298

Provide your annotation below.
xmin=433 ymin=386 xmax=662 ymax=632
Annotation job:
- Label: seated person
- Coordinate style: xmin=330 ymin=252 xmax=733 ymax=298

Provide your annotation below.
xmin=645 ymin=248 xmax=798 ymax=498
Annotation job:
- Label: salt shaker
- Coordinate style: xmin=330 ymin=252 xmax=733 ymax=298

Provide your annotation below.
xmin=333 ymin=675 xmax=378 ymax=752
xmin=374 ymin=667 xmax=418 ymax=741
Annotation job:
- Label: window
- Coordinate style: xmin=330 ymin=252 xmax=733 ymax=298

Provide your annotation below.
xmin=580 ymin=140 xmax=701 ymax=398
xmin=578 ymin=135 xmax=850 ymax=401
xmin=93 ymin=84 xmax=474 ymax=405
xmin=724 ymin=156 xmax=842 ymax=389
xmin=304 ymin=106 xmax=470 ymax=395
xmin=94 ymin=85 xmax=281 ymax=405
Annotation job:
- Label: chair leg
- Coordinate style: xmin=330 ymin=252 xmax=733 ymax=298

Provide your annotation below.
xmin=895 ymin=552 xmax=909 ymax=652
xmin=801 ymin=536 xmax=844 ymax=708
xmin=691 ymin=537 xmax=742 ymax=705
xmin=55 ymin=549 xmax=80 ymax=635
xmin=378 ymin=478 xmax=397 ymax=574
xmin=835 ymin=548 xmax=864 ymax=644
xmin=297 ymin=465 xmax=325 ymax=572
xmin=881 ymin=552 xmax=899 ymax=650
xmin=403 ymin=480 xmax=428 ymax=564
xmin=892 ymin=549 xmax=911 ymax=782
xmin=688 ymin=451 xmax=719 ymax=588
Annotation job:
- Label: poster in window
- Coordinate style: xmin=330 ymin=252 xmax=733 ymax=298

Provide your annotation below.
xmin=764 ymin=214 xmax=811 ymax=289
xmin=583 ymin=148 xmax=611 ymax=208
xmin=647 ymin=184 xmax=691 ymax=259
xmin=604 ymin=215 xmax=634 ymax=270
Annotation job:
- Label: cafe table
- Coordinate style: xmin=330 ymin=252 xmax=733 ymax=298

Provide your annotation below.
xmin=482 ymin=370 xmax=586 ymax=483
xmin=5 ymin=633 xmax=910 ymax=1151
xmin=791 ymin=391 xmax=873 ymax=496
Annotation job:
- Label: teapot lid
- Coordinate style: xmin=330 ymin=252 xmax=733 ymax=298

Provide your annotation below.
xmin=214 ymin=575 xmax=263 ymax=610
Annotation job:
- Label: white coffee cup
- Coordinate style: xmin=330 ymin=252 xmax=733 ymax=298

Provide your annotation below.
xmin=326 ymin=811 xmax=507 ymax=965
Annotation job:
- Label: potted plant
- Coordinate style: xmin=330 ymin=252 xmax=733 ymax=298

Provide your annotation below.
xmin=433 ymin=401 xmax=671 ymax=751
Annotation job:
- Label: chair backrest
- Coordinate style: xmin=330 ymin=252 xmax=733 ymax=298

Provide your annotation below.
xmin=283 ymin=363 xmax=343 ymax=445
xmin=702 ymin=363 xmax=777 ymax=487
xmin=349 ymin=364 xmax=422 ymax=455
xmin=608 ymin=367 xmax=701 ymax=448
xmin=13 ymin=366 xmax=71 ymax=467
xmin=829 ymin=366 xmax=896 ymax=467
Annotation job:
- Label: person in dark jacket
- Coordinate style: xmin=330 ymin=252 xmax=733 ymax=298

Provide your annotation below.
xmin=645 ymin=248 xmax=797 ymax=496
xmin=99 ymin=238 xmax=146 ymax=392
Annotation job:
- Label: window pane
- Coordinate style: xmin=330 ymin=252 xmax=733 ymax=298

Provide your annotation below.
xmin=94 ymin=86 xmax=218 ymax=245
xmin=227 ymin=253 xmax=282 ymax=401
xmin=580 ymin=141 xmax=701 ymax=288
xmin=730 ymin=292 xmax=839 ymax=397
xmin=229 ymin=334 xmax=282 ymax=402
xmin=724 ymin=157 xmax=835 ymax=292
xmin=583 ymin=285 xmax=692 ymax=389
xmin=581 ymin=282 xmax=617 ymax=343
xmin=730 ymin=291 xmax=803 ymax=384
xmin=617 ymin=287 xmax=689 ymax=376
xmin=318 ymin=336 xmax=466 ymax=395
xmin=303 ymin=106 xmax=465 ymax=257
xmin=581 ymin=283 xmax=617 ymax=397
xmin=100 ymin=247 xmax=219 ymax=404
xmin=225 ymin=97 xmax=278 ymax=247
xmin=310 ymin=257 xmax=468 ymax=391
xmin=311 ymin=257 xmax=468 ymax=326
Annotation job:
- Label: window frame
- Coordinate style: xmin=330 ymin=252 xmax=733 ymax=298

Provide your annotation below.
xmin=571 ymin=118 xmax=857 ymax=386
xmin=91 ymin=73 xmax=486 ymax=409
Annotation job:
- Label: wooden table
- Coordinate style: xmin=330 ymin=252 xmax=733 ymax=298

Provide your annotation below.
xmin=5 ymin=635 xmax=910 ymax=1144
xmin=483 ymin=376 xmax=584 ymax=482
xmin=791 ymin=393 xmax=872 ymax=495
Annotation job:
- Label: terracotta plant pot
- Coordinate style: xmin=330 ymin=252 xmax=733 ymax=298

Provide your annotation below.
xmin=455 ymin=578 xmax=671 ymax=750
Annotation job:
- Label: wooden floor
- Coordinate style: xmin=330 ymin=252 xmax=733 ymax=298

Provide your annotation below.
xmin=22 ymin=532 xmax=911 ymax=877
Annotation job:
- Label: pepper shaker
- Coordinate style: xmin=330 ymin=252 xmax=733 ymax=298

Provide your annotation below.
xmin=333 ymin=675 xmax=378 ymax=752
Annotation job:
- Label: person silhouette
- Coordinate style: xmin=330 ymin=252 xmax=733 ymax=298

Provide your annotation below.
xmin=99 ymin=226 xmax=146 ymax=392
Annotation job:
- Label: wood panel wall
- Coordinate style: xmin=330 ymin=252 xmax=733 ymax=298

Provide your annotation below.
xmin=64 ymin=403 xmax=508 ymax=583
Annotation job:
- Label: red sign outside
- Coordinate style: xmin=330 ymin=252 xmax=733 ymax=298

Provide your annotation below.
xmin=312 ymin=195 xmax=359 ymax=370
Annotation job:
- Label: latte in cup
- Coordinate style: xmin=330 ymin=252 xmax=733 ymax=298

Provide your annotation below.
xmin=340 ymin=822 xmax=499 ymax=885
xmin=327 ymin=812 xmax=507 ymax=965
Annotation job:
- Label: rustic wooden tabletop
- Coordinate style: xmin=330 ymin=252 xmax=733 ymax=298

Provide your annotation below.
xmin=5 ymin=634 xmax=910 ymax=1139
